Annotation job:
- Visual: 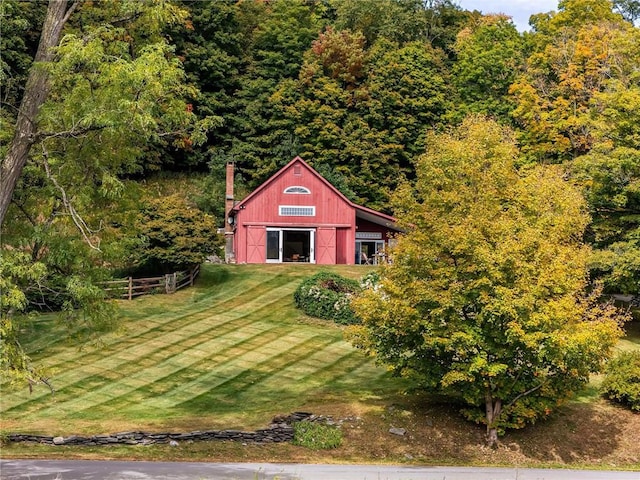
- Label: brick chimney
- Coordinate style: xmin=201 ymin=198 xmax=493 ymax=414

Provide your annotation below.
xmin=224 ymin=162 xmax=235 ymax=263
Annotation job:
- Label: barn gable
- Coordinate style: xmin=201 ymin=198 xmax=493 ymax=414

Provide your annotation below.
xmin=233 ymin=156 xmax=354 ymax=219
xmin=229 ymin=157 xmax=400 ymax=265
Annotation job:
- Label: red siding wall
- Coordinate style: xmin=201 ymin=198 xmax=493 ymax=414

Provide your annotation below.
xmin=335 ymin=227 xmax=352 ymax=264
xmin=234 ymin=159 xmax=357 ymax=264
xmin=237 ymin=163 xmax=354 ymax=227
xmin=356 ymin=218 xmax=396 ymax=241
xmin=246 ymin=226 xmax=266 ymax=263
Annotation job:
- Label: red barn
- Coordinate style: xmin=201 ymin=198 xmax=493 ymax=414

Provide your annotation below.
xmin=226 ymin=156 xmax=400 ymax=265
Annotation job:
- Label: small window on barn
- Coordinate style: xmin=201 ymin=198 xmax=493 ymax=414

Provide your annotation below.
xmin=279 ymin=206 xmax=315 ymax=216
xmin=284 ymin=186 xmax=310 ymax=194
xmin=293 ymin=165 xmax=302 ymax=176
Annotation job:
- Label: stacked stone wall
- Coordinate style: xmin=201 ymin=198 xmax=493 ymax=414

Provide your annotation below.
xmin=7 ymin=412 xmax=321 ymax=446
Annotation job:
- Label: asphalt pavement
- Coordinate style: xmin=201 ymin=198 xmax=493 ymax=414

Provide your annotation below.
xmin=1 ymin=460 xmax=639 ymax=480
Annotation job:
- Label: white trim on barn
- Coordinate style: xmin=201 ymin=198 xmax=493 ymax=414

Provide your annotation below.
xmin=283 ymin=186 xmax=311 ymax=194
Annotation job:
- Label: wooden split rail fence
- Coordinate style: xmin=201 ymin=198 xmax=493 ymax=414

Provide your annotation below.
xmin=100 ymin=265 xmax=201 ymax=300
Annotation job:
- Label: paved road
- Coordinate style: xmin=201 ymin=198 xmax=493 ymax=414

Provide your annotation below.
xmin=1 ymin=460 xmax=638 ymax=480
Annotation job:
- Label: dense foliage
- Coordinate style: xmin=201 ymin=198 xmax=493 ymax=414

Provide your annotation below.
xmin=601 ymin=350 xmax=640 ymax=411
xmin=131 ymin=195 xmax=219 ymax=274
xmin=511 ymin=0 xmax=640 ymax=294
xmin=294 ymin=271 xmax=361 ymax=325
xmin=349 ymin=117 xmax=627 ymax=446
xmin=1 ymin=0 xmax=207 ymax=385
xmin=172 ymin=0 xmax=637 ymax=289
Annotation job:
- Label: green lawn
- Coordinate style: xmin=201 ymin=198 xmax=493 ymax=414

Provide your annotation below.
xmin=2 ymin=264 xmax=639 ymax=468
xmin=1 ymin=264 xmax=406 ymax=435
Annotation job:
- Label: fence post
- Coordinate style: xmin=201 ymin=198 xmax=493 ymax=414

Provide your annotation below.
xmin=190 ymin=267 xmax=194 ymax=286
xmin=165 ymin=273 xmax=177 ymax=294
xmin=172 ymin=272 xmax=177 ymax=293
xmin=128 ymin=277 xmax=133 ymax=300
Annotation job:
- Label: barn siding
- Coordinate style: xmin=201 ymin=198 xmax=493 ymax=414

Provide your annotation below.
xmin=237 ymin=163 xmax=354 ymax=228
xmin=232 ymin=158 xmax=397 ymax=264
xmin=335 ymin=227 xmax=349 ymax=264
xmin=356 ymin=218 xmax=396 ymax=240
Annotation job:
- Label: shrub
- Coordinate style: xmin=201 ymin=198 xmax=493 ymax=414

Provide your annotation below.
xmin=132 ymin=195 xmax=220 ymax=274
xmin=292 ymin=421 xmax=343 ymax=449
xmin=360 ymin=270 xmax=381 ymax=290
xmin=293 ymin=272 xmax=361 ymax=325
xmin=601 ymin=350 xmax=640 ymax=411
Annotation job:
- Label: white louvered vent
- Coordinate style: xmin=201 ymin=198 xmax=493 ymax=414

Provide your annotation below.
xmin=279 ymin=206 xmax=315 ymax=216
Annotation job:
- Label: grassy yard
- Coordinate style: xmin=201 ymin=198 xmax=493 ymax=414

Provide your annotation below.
xmin=1 ymin=264 xmax=639 ymax=469
xmin=1 ymin=264 xmax=405 ymax=433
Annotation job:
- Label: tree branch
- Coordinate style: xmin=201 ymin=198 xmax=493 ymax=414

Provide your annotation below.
xmin=12 ymin=201 xmax=39 ymax=228
xmin=62 ymin=1 xmax=79 ymax=26
xmin=40 ymin=145 xmax=101 ymax=252
xmin=35 ymin=124 xmax=108 ymax=142
xmin=0 ymin=0 xmax=78 ymax=225
xmin=506 ymin=380 xmax=547 ymax=410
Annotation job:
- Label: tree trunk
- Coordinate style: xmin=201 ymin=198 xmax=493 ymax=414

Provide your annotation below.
xmin=485 ymin=391 xmax=502 ymax=449
xmin=0 ymin=0 xmax=73 ymax=225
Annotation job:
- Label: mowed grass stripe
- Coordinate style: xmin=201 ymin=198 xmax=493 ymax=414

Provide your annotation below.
xmin=68 ymin=330 xmax=323 ymax=417
xmin=18 ymin=271 xmax=296 ymax=362
xmin=1 ymin=313 xmax=264 ymax=413
xmin=1 ymin=283 xmax=301 ymax=414
xmin=141 ymin=334 xmax=337 ymax=411
xmin=240 ymin=341 xmax=364 ymax=394
xmin=12 ymin=324 xmax=320 ymax=420
xmin=22 ymin=278 xmax=299 ymax=373
xmin=120 ymin=272 xmax=297 ymax=333
xmin=2 ymin=265 xmax=405 ymax=433
xmin=0 ymin=312 xmax=298 ymax=416
xmin=4 ymin=280 xmax=299 ymax=406
xmin=72 ymin=326 xmax=321 ymax=415
xmin=8 ymin=321 xmax=291 ymax=418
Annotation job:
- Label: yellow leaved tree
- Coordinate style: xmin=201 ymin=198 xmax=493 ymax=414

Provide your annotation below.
xmin=349 ymin=116 xmax=628 ymax=447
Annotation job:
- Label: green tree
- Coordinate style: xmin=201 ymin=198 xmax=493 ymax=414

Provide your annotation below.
xmin=220 ymin=0 xmax=327 ymax=186
xmin=132 ymin=195 xmax=218 ymax=274
xmin=0 ymin=0 xmax=45 ymax=111
xmin=273 ymin=30 xmax=451 ymax=210
xmin=331 ymin=0 xmax=425 ymax=45
xmin=614 ymin=0 xmax=640 ymax=21
xmin=452 ymin=14 xmax=524 ymax=124
xmin=1 ymin=0 xmax=74 ymax=224
xmin=417 ymin=0 xmax=474 ymax=58
xmin=511 ymin=0 xmax=634 ymax=162
xmin=0 ymin=0 xmax=204 ymax=387
xmin=349 ymin=116 xmax=626 ymax=447
xmin=331 ymin=0 xmax=473 ymax=58
xmin=164 ymin=0 xmax=242 ymax=169
xmin=1 ymin=250 xmax=49 ymax=388
xmin=273 ymin=27 xmax=390 ymax=207
xmin=366 ymin=40 xmax=452 ymax=168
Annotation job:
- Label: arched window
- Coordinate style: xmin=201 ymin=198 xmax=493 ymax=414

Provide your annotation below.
xmin=284 ymin=186 xmax=310 ymax=194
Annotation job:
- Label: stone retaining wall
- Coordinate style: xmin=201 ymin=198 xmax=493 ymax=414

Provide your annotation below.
xmin=8 ymin=412 xmax=318 ymax=446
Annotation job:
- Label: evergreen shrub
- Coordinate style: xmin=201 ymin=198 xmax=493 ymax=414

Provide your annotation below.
xmin=293 ymin=272 xmax=361 ymax=325
xmin=601 ymin=350 xmax=640 ymax=411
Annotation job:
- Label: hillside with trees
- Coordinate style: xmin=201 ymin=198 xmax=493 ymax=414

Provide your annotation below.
xmin=1 ymin=0 xmax=638 ymax=441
